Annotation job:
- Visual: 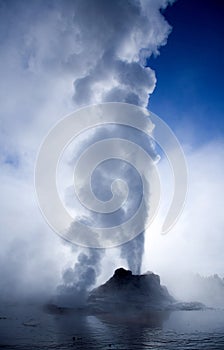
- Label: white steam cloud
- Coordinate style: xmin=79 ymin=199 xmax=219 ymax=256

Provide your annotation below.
xmin=0 ymin=0 xmax=174 ymax=301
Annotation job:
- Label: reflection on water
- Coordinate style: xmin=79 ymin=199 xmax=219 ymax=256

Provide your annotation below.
xmin=0 ymin=303 xmax=224 ymax=349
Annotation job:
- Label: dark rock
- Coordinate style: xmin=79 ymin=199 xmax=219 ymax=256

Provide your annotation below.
xmin=88 ymin=268 xmax=175 ymax=312
xmin=0 ymin=316 xmax=7 ymax=320
xmin=114 ymin=267 xmax=132 ymax=278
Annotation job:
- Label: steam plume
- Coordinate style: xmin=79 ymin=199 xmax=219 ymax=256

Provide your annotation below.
xmin=0 ymin=0 xmax=173 ymax=300
xmin=57 ymin=0 xmax=173 ymax=299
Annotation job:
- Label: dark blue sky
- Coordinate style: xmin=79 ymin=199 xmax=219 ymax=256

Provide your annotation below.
xmin=148 ymin=0 xmax=224 ymax=145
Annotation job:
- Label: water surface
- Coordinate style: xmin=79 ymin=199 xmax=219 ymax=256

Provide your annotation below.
xmin=0 ymin=304 xmax=224 ymax=349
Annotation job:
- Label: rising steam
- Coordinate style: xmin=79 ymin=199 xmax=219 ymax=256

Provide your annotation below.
xmin=0 ymin=0 xmax=174 ymax=302
xmin=54 ymin=0 xmax=174 ymax=302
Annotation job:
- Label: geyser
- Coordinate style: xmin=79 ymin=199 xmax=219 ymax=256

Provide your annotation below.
xmin=87 ymin=268 xmax=205 ymax=313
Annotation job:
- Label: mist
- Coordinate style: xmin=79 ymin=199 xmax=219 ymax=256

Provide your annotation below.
xmin=143 ymin=139 xmax=224 ymax=307
xmin=0 ymin=0 xmax=223 ymax=312
xmin=0 ymin=0 xmax=174 ymax=303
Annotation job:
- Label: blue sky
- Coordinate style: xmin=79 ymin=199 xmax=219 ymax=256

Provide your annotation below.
xmin=148 ymin=0 xmax=224 ymax=145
